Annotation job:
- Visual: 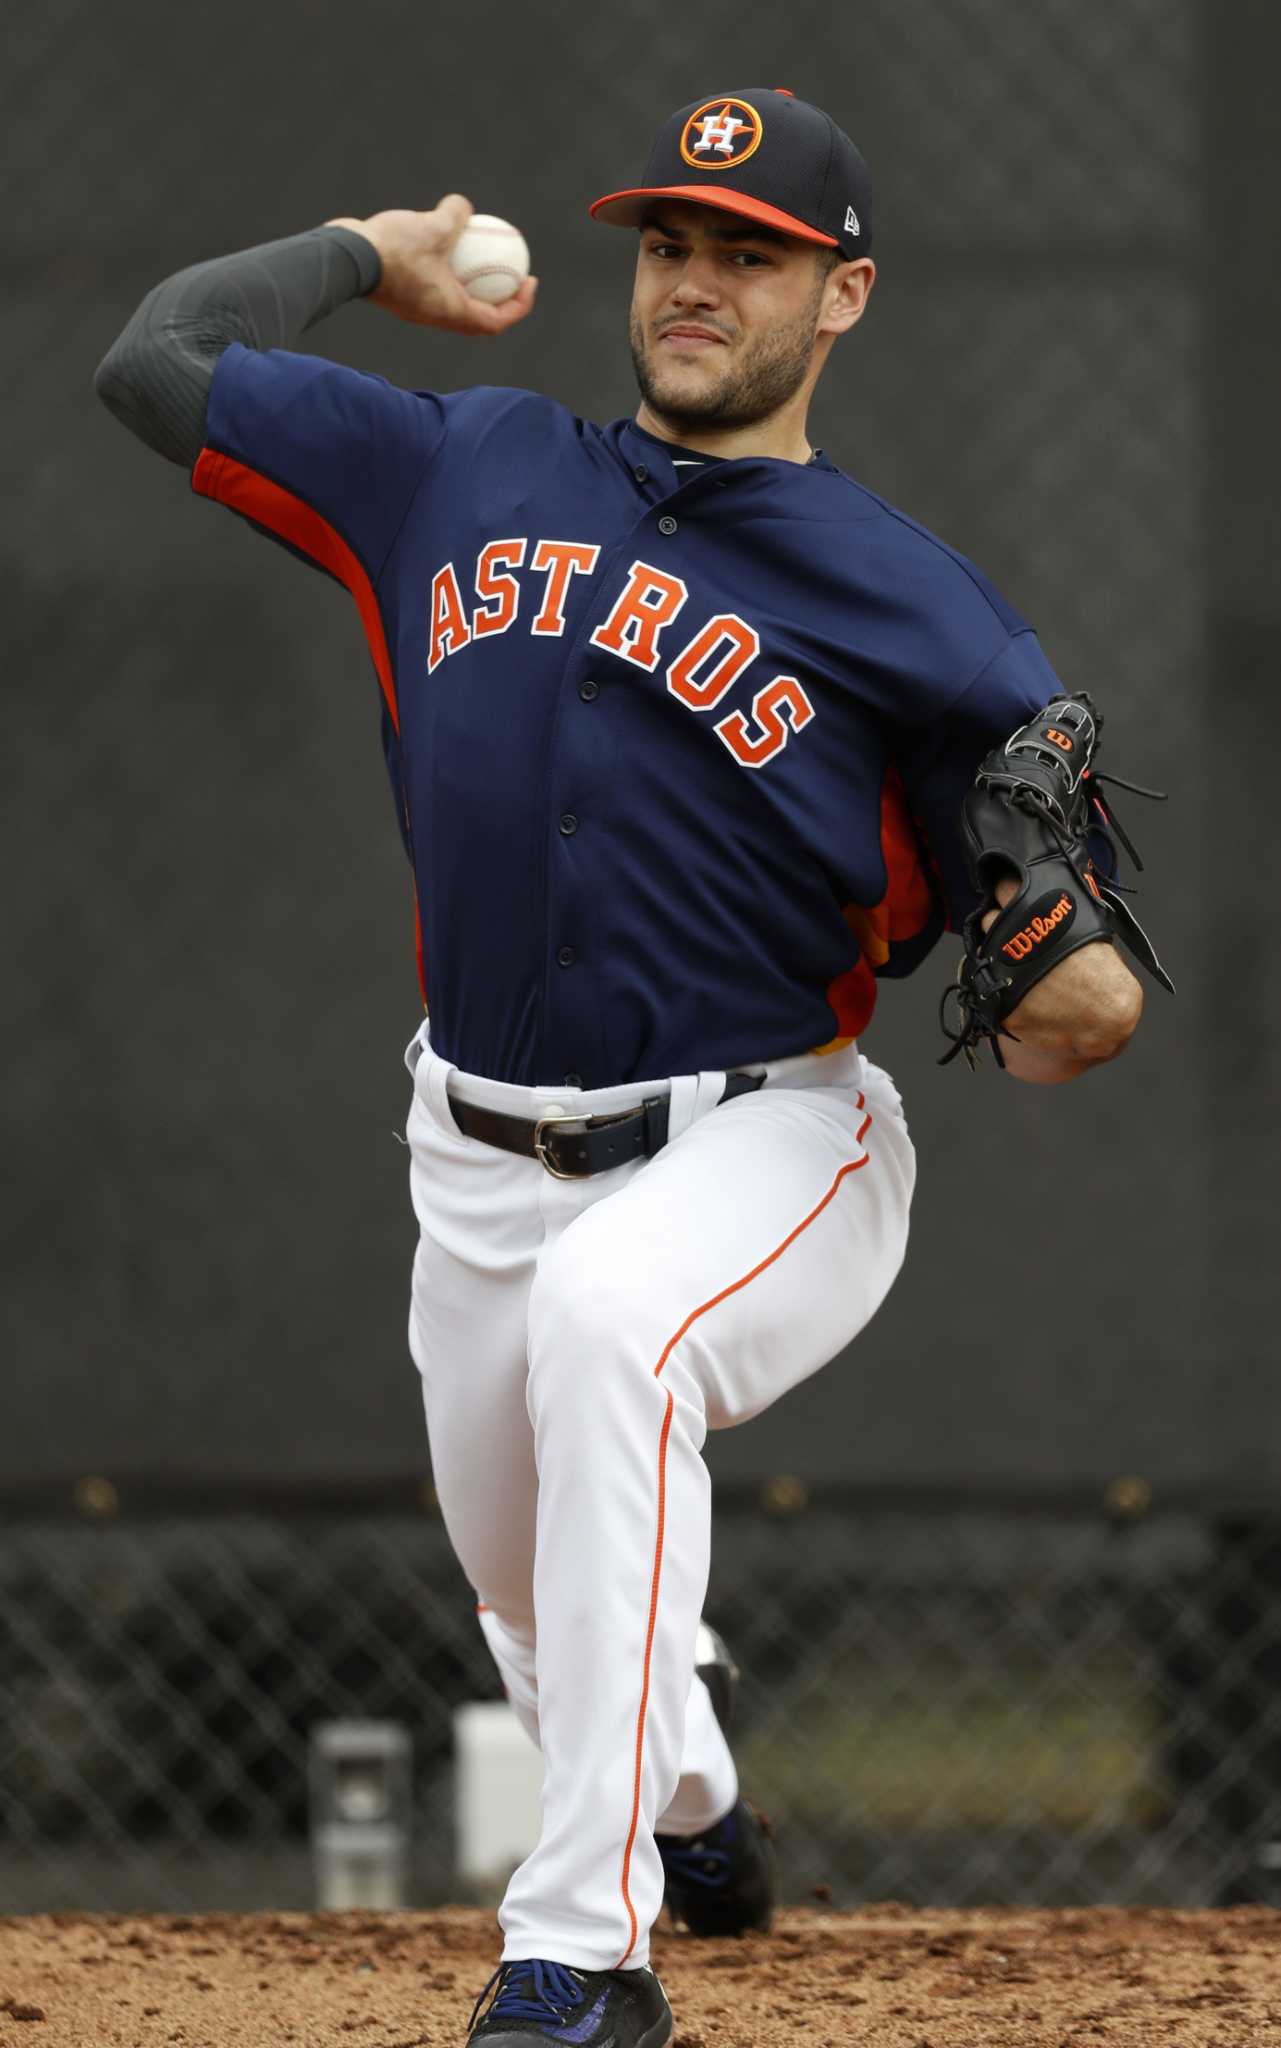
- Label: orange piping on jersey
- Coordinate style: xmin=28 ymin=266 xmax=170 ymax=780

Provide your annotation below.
xmin=616 ymin=1101 xmax=873 ymax=1966
xmin=193 ymin=447 xmax=426 ymax=1002
xmin=412 ymin=878 xmax=427 ymax=1009
xmin=192 ymin=448 xmax=399 ymax=735
xmin=815 ymin=952 xmax=877 ymax=1054
xmin=814 ymin=764 xmax=938 ymax=1054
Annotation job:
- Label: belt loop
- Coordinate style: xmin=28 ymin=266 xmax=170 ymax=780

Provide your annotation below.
xmin=666 ymin=1069 xmax=733 ymax=1146
xmin=663 ymin=1073 xmax=700 ymax=1145
xmin=403 ymin=1018 xmax=430 ymax=1077
xmin=423 ymin=1049 xmax=468 ymax=1141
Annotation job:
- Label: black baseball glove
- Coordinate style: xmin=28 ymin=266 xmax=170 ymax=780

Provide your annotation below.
xmin=939 ymin=691 xmax=1174 ymax=1069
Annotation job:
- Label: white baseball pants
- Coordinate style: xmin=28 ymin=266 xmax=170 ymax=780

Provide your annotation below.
xmin=404 ymin=1025 xmax=915 ymax=1971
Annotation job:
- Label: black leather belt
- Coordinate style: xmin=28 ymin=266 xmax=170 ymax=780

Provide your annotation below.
xmin=448 ymin=1071 xmax=766 ymax=1179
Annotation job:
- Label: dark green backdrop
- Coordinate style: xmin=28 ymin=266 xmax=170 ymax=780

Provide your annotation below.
xmin=3 ymin=0 xmax=1274 ymax=1496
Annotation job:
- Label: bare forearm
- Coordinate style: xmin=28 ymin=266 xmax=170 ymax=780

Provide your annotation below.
xmin=997 ymin=1035 xmax=1115 ymax=1086
xmin=986 ymin=877 xmax=1143 ymax=1084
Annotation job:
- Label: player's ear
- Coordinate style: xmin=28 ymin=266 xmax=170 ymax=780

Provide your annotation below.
xmin=820 ymin=259 xmax=875 ymax=337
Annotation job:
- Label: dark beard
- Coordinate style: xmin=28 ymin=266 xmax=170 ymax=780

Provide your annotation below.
xmin=629 ymin=281 xmax=823 ymax=432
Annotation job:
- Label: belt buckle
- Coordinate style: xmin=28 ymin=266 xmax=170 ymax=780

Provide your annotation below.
xmin=533 ymin=1113 xmax=591 ymax=1180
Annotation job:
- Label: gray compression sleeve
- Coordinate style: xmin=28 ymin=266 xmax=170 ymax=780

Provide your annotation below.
xmin=93 ymin=224 xmax=382 ymax=468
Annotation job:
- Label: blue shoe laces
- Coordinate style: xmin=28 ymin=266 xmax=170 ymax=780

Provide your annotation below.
xmin=657 ymin=1810 xmax=736 ymax=1890
xmin=470 ymin=1958 xmax=586 ymax=2033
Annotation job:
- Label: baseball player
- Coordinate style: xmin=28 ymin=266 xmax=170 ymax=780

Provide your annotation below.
xmin=96 ymin=86 xmax=1166 ymax=2048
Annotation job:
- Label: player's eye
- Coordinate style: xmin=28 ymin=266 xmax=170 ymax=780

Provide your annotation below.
xmin=645 ymin=240 xmax=684 ymax=259
xmin=729 ymin=251 xmax=769 ymax=267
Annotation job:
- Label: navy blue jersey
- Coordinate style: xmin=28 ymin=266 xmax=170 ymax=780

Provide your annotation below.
xmin=194 ymin=347 xmax=1062 ymax=1087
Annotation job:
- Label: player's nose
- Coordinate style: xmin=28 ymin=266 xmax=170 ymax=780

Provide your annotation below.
xmin=668 ymin=247 xmax=723 ymax=308
xmin=669 ymin=275 xmax=721 ymax=312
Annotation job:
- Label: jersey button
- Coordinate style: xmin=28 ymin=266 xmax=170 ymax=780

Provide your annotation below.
xmin=563 ymin=1073 xmax=583 ymax=1088
xmin=557 ymin=945 xmax=576 ymax=968
xmin=578 ymin=679 xmax=599 ymax=702
xmin=657 ymin=514 xmax=678 ymax=536
xmin=559 ymin=813 xmax=579 ymax=836
xmin=633 ymin=464 xmax=649 ymax=483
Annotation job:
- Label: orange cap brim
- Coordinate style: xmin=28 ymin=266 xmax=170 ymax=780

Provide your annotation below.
xmin=588 ymin=184 xmax=838 ymax=247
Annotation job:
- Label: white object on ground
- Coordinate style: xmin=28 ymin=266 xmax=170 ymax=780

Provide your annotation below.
xmin=310 ymin=1719 xmax=412 ymax=1910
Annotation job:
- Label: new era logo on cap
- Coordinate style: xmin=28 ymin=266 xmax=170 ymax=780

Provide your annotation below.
xmin=589 ymin=85 xmax=874 ymax=260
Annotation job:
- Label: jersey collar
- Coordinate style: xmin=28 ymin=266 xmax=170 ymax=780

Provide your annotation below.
xmin=613 ymin=417 xmax=837 ymax=497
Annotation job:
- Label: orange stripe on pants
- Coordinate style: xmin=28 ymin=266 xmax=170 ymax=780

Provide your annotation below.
xmin=615 ymin=1103 xmax=872 ymax=1964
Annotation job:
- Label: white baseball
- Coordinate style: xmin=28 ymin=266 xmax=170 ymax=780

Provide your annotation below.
xmin=448 ymin=214 xmax=530 ymax=304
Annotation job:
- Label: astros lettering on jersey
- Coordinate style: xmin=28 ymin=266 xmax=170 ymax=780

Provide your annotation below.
xmin=194 ymin=357 xmax=1057 ymax=1088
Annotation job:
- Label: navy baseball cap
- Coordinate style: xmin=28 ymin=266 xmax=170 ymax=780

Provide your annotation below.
xmin=590 ymin=87 xmax=872 ymax=260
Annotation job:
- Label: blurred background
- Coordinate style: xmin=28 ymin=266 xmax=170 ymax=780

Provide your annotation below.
xmin=3 ymin=0 xmax=1278 ymax=1914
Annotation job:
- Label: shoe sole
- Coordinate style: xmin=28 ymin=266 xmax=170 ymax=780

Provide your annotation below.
xmin=638 ymin=2013 xmax=674 ymax=2048
xmin=471 ymin=2007 xmax=672 ymax=2047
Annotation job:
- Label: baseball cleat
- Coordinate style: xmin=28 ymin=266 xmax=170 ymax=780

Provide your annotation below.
xmin=661 ymin=1624 xmax=778 ymax=1936
xmin=466 ymin=1958 xmax=672 ymax=2047
xmin=656 ymin=1795 xmax=778 ymax=1938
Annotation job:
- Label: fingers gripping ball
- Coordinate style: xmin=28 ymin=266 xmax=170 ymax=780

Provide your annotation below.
xmin=939 ymin=691 xmax=1175 ymax=1069
xmin=448 ymin=214 xmax=531 ymax=304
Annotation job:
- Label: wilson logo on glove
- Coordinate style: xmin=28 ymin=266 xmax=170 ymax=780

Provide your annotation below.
xmin=1002 ymin=891 xmax=1076 ymax=962
xmin=940 ymin=690 xmax=1172 ymax=1070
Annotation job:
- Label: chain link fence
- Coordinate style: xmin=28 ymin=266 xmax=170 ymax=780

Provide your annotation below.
xmin=3 ymin=1497 xmax=1280 ymax=1914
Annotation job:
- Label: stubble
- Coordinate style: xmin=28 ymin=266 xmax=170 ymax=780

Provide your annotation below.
xmin=629 ymin=271 xmax=827 ymax=433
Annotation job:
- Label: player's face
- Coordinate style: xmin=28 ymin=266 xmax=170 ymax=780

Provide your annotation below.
xmin=629 ymin=202 xmax=836 ymax=430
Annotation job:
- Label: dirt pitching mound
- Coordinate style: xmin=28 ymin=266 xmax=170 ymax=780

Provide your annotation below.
xmin=1 ymin=1903 xmax=1280 ymax=2047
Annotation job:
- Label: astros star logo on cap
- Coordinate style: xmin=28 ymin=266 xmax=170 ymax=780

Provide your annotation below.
xmin=679 ymin=97 xmax=764 ymax=170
